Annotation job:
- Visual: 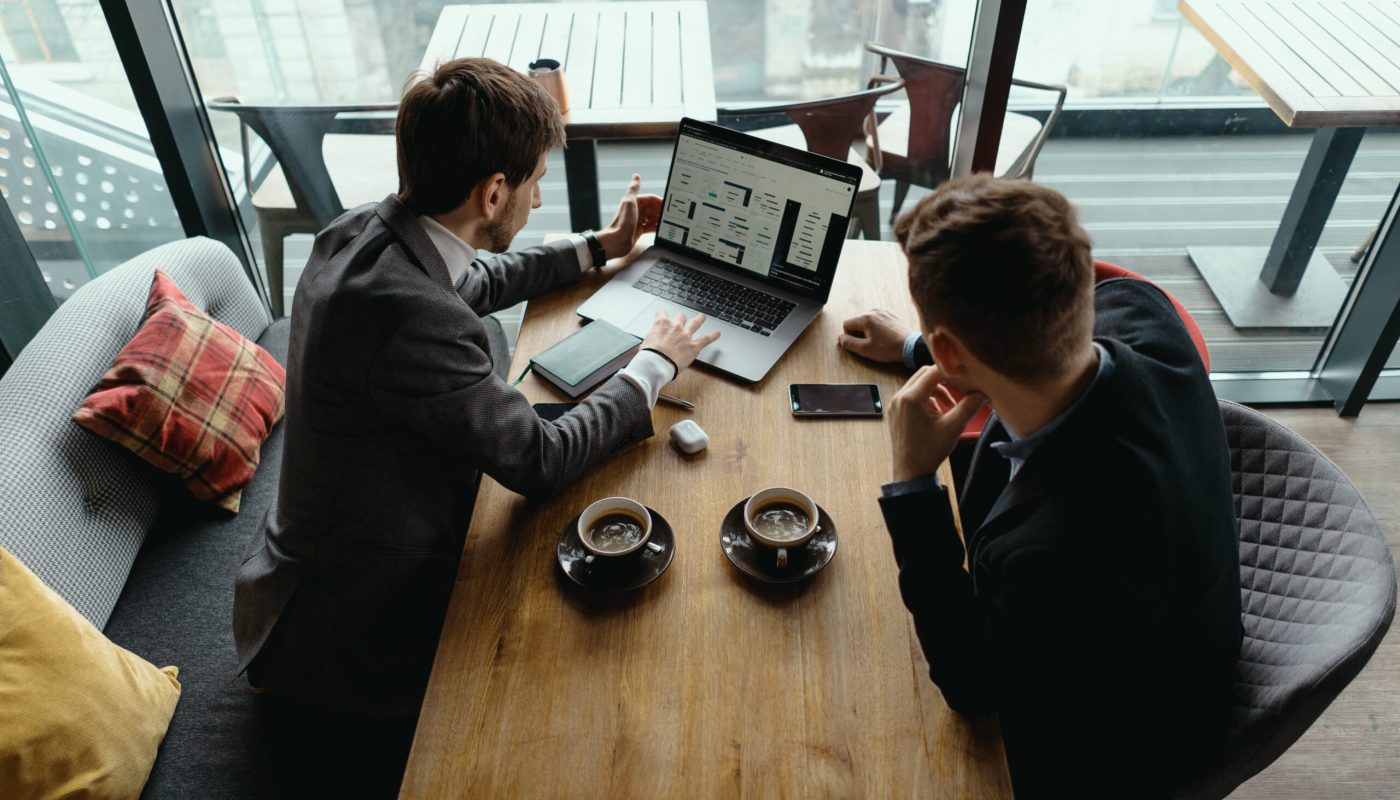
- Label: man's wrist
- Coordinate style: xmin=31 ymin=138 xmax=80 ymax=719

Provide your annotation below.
xmin=594 ymin=226 xmax=632 ymax=260
xmin=580 ymin=230 xmax=608 ymax=268
xmin=881 ymin=472 xmax=942 ymax=498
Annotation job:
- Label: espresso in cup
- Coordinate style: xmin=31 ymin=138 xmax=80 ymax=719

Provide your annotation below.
xmin=748 ymin=502 xmax=811 ymax=542
xmin=744 ymin=488 xmax=820 ymax=568
xmin=587 ymin=510 xmax=648 ymax=553
xmin=577 ymin=497 xmax=653 ymax=562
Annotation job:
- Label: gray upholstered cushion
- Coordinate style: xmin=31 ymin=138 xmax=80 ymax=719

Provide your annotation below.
xmin=0 ymin=237 xmax=269 ymax=628
xmin=101 ymin=319 xmax=289 ymax=800
xmin=1180 ymin=400 xmax=1396 ymax=799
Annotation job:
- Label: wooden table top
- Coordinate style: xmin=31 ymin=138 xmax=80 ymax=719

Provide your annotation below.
xmin=421 ymin=2 xmax=717 ymax=140
xmin=398 ymin=239 xmax=1012 ymax=798
xmin=1180 ymin=0 xmax=1400 ymax=127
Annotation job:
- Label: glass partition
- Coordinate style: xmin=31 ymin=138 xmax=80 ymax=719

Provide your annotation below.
xmin=1009 ymin=0 xmax=1399 ymax=383
xmin=0 ymin=1 xmax=182 ymax=302
xmin=164 ymin=0 xmax=980 ymax=314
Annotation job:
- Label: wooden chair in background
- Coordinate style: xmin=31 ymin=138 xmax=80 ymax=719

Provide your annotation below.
xmin=718 ymin=80 xmax=906 ymax=240
xmin=864 ymin=42 xmax=1067 ymax=222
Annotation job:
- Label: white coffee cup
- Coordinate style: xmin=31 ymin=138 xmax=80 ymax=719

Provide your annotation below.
xmin=577 ymin=497 xmax=656 ymax=564
xmin=744 ymin=487 xmax=820 ymax=568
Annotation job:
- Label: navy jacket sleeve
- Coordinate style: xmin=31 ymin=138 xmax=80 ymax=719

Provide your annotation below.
xmin=910 ymin=335 xmax=935 ymax=368
xmin=881 ymin=482 xmax=1151 ymax=718
xmin=879 ymin=483 xmax=995 ymax=713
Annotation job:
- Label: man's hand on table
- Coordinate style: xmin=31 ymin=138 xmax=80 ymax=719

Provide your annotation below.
xmin=641 ymin=312 xmax=721 ymax=376
xmin=839 ymin=309 xmax=916 ymax=364
xmin=594 ymin=173 xmax=663 ymax=261
xmin=888 ymin=365 xmax=987 ymax=483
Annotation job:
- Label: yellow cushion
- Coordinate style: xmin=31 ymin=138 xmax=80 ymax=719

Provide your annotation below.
xmin=0 ymin=546 xmax=181 ymax=800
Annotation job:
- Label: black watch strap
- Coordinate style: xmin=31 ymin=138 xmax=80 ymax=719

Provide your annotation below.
xmin=581 ymin=230 xmax=607 ymax=269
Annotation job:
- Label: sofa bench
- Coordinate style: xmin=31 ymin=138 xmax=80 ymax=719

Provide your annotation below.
xmin=0 ymin=237 xmax=511 ymax=798
xmin=0 ymin=237 xmax=294 ymax=798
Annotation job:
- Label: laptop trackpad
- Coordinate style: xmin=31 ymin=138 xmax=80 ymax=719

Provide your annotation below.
xmin=625 ymin=300 xmax=725 ymax=355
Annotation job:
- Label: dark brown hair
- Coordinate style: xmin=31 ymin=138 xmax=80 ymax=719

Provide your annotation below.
xmin=396 ymin=58 xmax=566 ymax=215
xmin=895 ymin=174 xmax=1094 ymax=385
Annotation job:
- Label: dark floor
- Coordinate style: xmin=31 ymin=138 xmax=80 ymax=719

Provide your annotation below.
xmin=271 ymin=131 xmax=1400 ymax=375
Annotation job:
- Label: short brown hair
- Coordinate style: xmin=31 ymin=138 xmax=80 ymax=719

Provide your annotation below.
xmin=396 ymin=58 xmax=566 ymax=215
xmin=895 ymin=175 xmax=1093 ymax=385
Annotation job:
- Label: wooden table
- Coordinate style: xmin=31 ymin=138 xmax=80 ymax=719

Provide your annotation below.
xmin=421 ymin=2 xmax=717 ymax=233
xmin=1181 ymin=0 xmax=1400 ymax=328
xmin=399 ymin=240 xmax=1012 ymax=798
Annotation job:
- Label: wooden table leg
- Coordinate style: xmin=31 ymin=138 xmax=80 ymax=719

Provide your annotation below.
xmin=1260 ymin=126 xmax=1365 ymax=296
xmin=563 ymin=140 xmax=602 ymax=232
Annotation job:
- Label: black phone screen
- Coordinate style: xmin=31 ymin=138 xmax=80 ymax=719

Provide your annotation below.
xmin=789 ymin=384 xmax=883 ymax=416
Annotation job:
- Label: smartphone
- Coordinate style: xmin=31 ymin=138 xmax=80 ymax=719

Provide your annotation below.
xmin=789 ymin=384 xmax=883 ymax=417
xmin=532 ymin=402 xmax=577 ymax=422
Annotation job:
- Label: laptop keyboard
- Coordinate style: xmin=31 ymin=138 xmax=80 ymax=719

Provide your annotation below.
xmin=633 ymin=259 xmax=796 ymax=335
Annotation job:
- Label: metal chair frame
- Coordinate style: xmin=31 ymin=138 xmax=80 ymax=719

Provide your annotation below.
xmin=718 ymin=80 xmax=906 ymax=240
xmin=207 ymin=98 xmax=397 ymax=317
xmin=864 ymin=42 xmax=1067 ymax=221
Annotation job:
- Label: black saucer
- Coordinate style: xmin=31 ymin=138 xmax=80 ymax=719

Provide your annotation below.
xmin=557 ymin=506 xmax=675 ymax=592
xmin=720 ymin=499 xmax=837 ymax=583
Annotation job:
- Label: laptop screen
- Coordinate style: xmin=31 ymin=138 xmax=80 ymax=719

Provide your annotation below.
xmin=656 ymin=118 xmax=862 ymax=300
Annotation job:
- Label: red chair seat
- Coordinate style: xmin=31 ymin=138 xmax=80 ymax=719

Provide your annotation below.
xmin=951 ymin=260 xmax=1210 ymax=443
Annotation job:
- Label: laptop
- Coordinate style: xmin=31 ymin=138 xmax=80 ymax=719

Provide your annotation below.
xmin=575 ymin=118 xmax=863 ymax=382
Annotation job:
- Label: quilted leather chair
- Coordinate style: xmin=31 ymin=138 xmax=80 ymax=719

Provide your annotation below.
xmin=1178 ymin=400 xmax=1397 ymax=798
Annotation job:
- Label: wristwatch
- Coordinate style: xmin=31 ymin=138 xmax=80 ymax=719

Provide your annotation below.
xmin=581 ymin=230 xmax=607 ymax=269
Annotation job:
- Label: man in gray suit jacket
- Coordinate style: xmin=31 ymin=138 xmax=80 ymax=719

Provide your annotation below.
xmin=233 ymin=58 xmax=719 ymax=722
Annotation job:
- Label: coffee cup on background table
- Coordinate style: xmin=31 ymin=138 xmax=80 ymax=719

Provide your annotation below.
xmin=744 ymin=487 xmax=820 ymax=568
xmin=577 ymin=497 xmax=659 ymax=564
xmin=528 ymin=58 xmax=570 ymax=114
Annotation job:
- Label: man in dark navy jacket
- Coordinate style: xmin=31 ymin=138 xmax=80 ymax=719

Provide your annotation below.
xmin=839 ymin=175 xmax=1241 ymax=797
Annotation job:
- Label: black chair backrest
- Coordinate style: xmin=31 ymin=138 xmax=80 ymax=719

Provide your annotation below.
xmin=206 ymin=99 xmax=397 ymax=226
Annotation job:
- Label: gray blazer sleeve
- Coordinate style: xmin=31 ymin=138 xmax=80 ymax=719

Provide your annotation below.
xmin=367 ymin=309 xmax=654 ymax=498
xmin=457 ymin=238 xmax=582 ymax=316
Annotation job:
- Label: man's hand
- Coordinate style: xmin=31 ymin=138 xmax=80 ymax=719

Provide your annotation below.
xmin=888 ymin=365 xmax=987 ymax=482
xmin=838 ymin=309 xmax=916 ymax=364
xmin=641 ymin=311 xmax=721 ymax=374
xmin=596 ymin=173 xmax=662 ymax=260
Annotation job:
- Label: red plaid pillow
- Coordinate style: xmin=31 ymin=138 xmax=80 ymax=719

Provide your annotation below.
xmin=73 ymin=270 xmax=285 ymax=513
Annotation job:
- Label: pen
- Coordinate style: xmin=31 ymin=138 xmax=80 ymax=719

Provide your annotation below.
xmin=657 ymin=393 xmax=695 ymax=410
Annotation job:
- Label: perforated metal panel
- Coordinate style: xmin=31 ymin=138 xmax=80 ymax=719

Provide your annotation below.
xmin=0 ymin=237 xmax=269 ymax=628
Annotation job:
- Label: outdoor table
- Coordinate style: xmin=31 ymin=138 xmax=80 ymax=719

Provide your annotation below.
xmin=1181 ymin=0 xmax=1400 ymax=327
xmin=421 ymin=2 xmax=718 ymax=233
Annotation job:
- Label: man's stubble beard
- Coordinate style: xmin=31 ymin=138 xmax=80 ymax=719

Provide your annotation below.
xmin=483 ymin=188 xmax=530 ymax=252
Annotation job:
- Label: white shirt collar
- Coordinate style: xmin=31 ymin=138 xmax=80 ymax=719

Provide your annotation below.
xmin=418 ymin=215 xmax=478 ymax=289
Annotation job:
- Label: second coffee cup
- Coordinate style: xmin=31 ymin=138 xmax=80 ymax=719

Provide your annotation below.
xmin=744 ymin=487 xmax=820 ymax=568
xmin=577 ymin=497 xmax=652 ymax=564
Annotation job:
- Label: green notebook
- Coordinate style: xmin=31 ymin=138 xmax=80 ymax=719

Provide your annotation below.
xmin=529 ymin=320 xmax=642 ymax=399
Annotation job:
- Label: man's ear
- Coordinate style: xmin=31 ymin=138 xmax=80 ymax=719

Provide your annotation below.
xmin=928 ymin=328 xmax=968 ymax=376
xmin=474 ymin=172 xmax=509 ymax=220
